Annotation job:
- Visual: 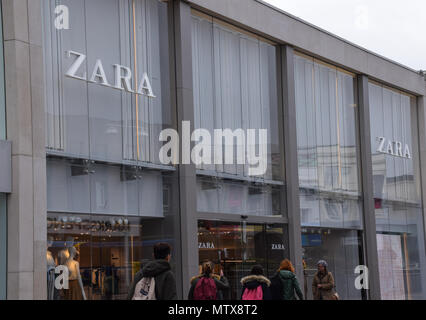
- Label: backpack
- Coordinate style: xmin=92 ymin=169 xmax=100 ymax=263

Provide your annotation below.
xmin=242 ymin=285 xmax=263 ymax=300
xmin=193 ymin=277 xmax=217 ymax=300
xmin=132 ymin=277 xmax=156 ymax=300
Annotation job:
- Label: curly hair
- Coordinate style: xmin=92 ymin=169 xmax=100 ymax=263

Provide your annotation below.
xmin=278 ymin=259 xmax=295 ymax=273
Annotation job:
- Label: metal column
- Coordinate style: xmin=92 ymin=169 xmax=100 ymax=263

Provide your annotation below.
xmin=357 ymin=75 xmax=381 ymax=300
xmin=281 ymin=45 xmax=304 ymax=288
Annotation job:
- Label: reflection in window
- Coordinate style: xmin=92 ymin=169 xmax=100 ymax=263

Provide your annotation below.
xmin=196 ymin=176 xmax=283 ymax=216
xmin=302 ymin=228 xmax=363 ymax=300
xmin=369 ymin=82 xmax=426 ymax=299
xmin=47 ymin=158 xmax=166 ymax=218
xmin=47 ymin=213 xmax=176 ymax=300
xmin=43 ymin=0 xmax=172 ymax=164
xmin=294 ymin=53 xmax=362 ymax=229
xmin=191 ymin=12 xmax=281 ymax=181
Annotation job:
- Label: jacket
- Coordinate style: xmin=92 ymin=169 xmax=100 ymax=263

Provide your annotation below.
xmin=127 ymin=259 xmax=177 ymax=300
xmin=188 ymin=274 xmax=230 ymax=300
xmin=240 ymin=275 xmax=272 ymax=300
xmin=270 ymin=270 xmax=304 ymax=300
xmin=312 ymin=271 xmax=335 ymax=300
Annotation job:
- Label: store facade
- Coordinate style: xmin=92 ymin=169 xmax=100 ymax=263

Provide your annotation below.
xmin=2 ymin=0 xmax=426 ymax=300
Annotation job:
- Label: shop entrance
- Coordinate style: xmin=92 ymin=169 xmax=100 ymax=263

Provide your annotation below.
xmin=198 ymin=220 xmax=288 ymax=299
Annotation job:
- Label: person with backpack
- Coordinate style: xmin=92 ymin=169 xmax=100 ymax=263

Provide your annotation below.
xmin=240 ymin=265 xmax=272 ymax=300
xmin=312 ymin=260 xmax=337 ymax=300
xmin=270 ymin=259 xmax=304 ymax=300
xmin=127 ymin=242 xmax=177 ymax=300
xmin=188 ymin=261 xmax=230 ymax=300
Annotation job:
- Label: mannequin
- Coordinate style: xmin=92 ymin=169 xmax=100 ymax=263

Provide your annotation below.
xmin=46 ymin=236 xmax=56 ymax=300
xmin=64 ymin=246 xmax=87 ymax=300
xmin=58 ymin=236 xmax=73 ymax=265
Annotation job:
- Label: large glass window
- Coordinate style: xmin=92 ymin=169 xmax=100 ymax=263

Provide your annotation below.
xmin=43 ymin=0 xmax=172 ymax=165
xmin=191 ymin=11 xmax=285 ymax=217
xmin=47 ymin=213 xmax=178 ymax=300
xmin=46 ymin=158 xmax=179 ymax=300
xmin=301 ymin=227 xmax=363 ymax=300
xmin=43 ymin=0 xmax=180 ymax=300
xmin=191 ymin=12 xmax=281 ymax=180
xmin=294 ymin=53 xmax=364 ymax=300
xmin=196 ymin=176 xmax=283 ymax=216
xmin=369 ymin=82 xmax=426 ymax=300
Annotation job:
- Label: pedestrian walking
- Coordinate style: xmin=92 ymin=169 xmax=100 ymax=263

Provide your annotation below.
xmin=127 ymin=242 xmax=177 ymax=300
xmin=312 ymin=260 xmax=338 ymax=300
xmin=270 ymin=259 xmax=304 ymax=300
xmin=188 ymin=261 xmax=230 ymax=300
xmin=240 ymin=265 xmax=272 ymax=300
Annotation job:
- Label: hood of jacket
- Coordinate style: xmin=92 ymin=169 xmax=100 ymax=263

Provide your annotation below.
xmin=141 ymin=259 xmax=171 ymax=277
xmin=241 ymin=275 xmax=271 ymax=288
xmin=279 ymin=270 xmax=296 ymax=280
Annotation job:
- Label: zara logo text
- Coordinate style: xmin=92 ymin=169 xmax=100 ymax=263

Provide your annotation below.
xmin=65 ymin=50 xmax=156 ymax=98
xmin=376 ymin=137 xmax=411 ymax=159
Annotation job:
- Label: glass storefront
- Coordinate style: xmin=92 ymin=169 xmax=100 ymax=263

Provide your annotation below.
xmin=191 ymin=11 xmax=287 ymax=300
xmin=47 ymin=212 xmax=177 ymax=300
xmin=46 ymin=158 xmax=179 ymax=300
xmin=36 ymin=0 xmax=426 ymax=302
xmin=42 ymin=0 xmax=180 ymax=300
xmin=198 ymin=220 xmax=288 ymax=299
xmin=369 ymin=82 xmax=426 ymax=299
xmin=294 ymin=53 xmax=364 ymax=299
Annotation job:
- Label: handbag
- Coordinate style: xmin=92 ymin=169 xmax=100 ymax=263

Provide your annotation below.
xmin=332 ymin=284 xmax=340 ymax=300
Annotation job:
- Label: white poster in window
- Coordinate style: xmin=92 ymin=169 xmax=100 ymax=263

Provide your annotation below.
xmin=376 ymin=234 xmax=405 ymax=300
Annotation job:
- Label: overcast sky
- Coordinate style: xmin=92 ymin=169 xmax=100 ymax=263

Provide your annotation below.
xmin=264 ymin=0 xmax=426 ymax=71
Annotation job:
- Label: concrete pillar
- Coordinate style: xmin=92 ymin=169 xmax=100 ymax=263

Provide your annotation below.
xmin=2 ymin=0 xmax=47 ymax=300
xmin=280 ymin=45 xmax=304 ymax=289
xmin=357 ymin=75 xmax=381 ymax=300
xmin=173 ymin=0 xmax=199 ymax=299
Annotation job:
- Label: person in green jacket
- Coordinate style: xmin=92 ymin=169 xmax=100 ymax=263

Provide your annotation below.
xmin=270 ymin=259 xmax=304 ymax=300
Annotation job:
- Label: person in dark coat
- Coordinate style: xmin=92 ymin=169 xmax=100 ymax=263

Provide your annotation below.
xmin=188 ymin=261 xmax=230 ymax=300
xmin=270 ymin=259 xmax=304 ymax=300
xmin=127 ymin=242 xmax=177 ymax=300
xmin=240 ymin=265 xmax=272 ymax=300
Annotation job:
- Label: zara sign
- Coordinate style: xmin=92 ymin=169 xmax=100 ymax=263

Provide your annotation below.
xmin=65 ymin=50 xmax=156 ymax=98
xmin=376 ymin=137 xmax=411 ymax=159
